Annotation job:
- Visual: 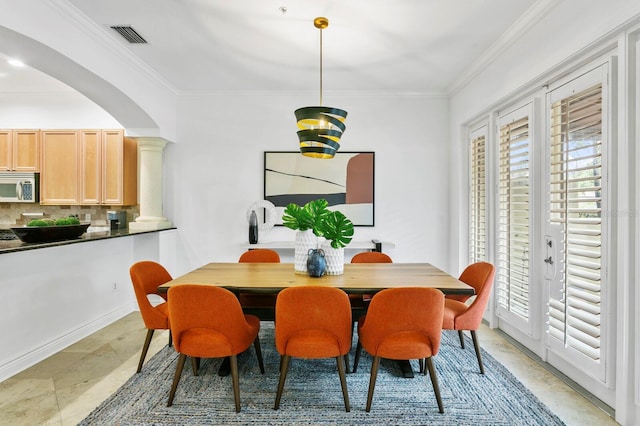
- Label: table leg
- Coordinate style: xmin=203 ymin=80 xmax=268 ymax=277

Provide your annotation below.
xmin=218 ymin=356 xmax=231 ymax=376
xmin=398 ymin=360 xmax=414 ymax=378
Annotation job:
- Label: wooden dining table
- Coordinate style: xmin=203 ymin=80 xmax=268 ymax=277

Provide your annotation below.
xmin=158 ymin=262 xmax=474 ymax=378
xmin=157 ymin=262 xmax=474 ymax=296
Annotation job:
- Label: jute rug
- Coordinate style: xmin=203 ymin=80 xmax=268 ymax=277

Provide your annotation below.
xmin=79 ymin=323 xmax=565 ymax=425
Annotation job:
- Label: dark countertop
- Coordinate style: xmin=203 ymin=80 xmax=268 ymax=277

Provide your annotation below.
xmin=0 ymin=227 xmax=177 ymax=254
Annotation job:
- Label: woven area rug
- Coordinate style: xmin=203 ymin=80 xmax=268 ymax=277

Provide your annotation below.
xmin=80 ymin=323 xmax=565 ymax=425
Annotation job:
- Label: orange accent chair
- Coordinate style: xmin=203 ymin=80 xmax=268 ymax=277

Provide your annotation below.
xmin=353 ymin=287 xmax=445 ymax=413
xmin=274 ymin=286 xmax=352 ymax=412
xmin=349 ymin=252 xmax=393 ymax=325
xmin=130 ymin=261 xmax=173 ymax=373
xmin=237 ymin=249 xmax=280 ymax=321
xmin=166 ymin=284 xmax=265 ymax=411
xmin=351 ymin=252 xmax=393 ymax=264
xmin=442 ymin=261 xmax=495 ymax=374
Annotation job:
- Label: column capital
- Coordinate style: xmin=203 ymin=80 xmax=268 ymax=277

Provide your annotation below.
xmin=132 ymin=137 xmax=168 ymax=151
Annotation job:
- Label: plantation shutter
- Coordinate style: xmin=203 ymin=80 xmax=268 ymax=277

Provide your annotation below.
xmin=547 ymin=81 xmax=603 ymax=363
xmin=469 ymin=127 xmax=487 ymax=263
xmin=496 ymin=106 xmax=531 ymax=323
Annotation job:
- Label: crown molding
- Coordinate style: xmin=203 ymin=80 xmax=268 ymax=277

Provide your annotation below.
xmin=48 ymin=0 xmax=178 ymax=94
xmin=448 ymin=0 xmax=560 ymax=96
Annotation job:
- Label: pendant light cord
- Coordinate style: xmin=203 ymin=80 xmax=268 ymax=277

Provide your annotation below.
xmin=319 ymin=26 xmax=323 ymax=106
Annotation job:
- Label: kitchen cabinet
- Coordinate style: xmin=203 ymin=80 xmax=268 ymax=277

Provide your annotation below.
xmin=80 ymin=129 xmax=137 ymax=205
xmin=40 ymin=130 xmax=81 ymax=204
xmin=0 ymin=129 xmax=40 ymax=172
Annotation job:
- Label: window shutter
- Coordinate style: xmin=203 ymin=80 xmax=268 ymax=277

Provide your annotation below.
xmin=470 ymin=130 xmax=487 ymax=263
xmin=496 ymin=110 xmax=531 ymax=322
xmin=548 ymin=82 xmax=603 ymax=362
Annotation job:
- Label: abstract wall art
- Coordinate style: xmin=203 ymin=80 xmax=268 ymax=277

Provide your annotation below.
xmin=264 ymin=151 xmax=375 ymax=226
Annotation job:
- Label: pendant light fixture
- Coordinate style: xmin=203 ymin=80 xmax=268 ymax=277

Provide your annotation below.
xmin=295 ymin=17 xmax=347 ymax=159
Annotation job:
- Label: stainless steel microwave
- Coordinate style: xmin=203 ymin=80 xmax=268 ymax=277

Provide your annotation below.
xmin=0 ymin=172 xmax=39 ymax=203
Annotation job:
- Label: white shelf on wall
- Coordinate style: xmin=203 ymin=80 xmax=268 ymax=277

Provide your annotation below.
xmin=245 ymin=239 xmax=395 ymax=253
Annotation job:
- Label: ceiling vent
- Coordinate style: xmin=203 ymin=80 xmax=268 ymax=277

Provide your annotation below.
xmin=110 ymin=26 xmax=147 ymax=44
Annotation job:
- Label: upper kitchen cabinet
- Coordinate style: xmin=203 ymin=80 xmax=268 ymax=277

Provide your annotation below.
xmin=80 ymin=130 xmax=137 ymax=206
xmin=0 ymin=129 xmax=40 ymax=172
xmin=40 ymin=130 xmax=81 ymax=205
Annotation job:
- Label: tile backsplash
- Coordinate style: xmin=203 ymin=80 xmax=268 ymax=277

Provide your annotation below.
xmin=0 ymin=204 xmax=139 ymax=229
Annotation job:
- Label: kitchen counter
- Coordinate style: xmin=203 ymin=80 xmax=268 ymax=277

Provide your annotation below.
xmin=0 ymin=227 xmax=177 ymax=254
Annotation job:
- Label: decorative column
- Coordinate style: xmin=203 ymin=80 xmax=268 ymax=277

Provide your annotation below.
xmin=129 ymin=137 xmax=172 ymax=231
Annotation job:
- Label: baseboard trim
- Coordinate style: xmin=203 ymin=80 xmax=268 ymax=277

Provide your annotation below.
xmin=491 ymin=326 xmax=615 ymax=419
xmin=0 ymin=304 xmax=135 ymax=382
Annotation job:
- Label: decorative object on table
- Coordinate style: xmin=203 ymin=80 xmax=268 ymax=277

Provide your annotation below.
xmin=306 ymin=248 xmax=326 ymax=277
xmin=248 ymin=210 xmax=258 ymax=244
xmin=295 ymin=17 xmax=347 ymax=159
xmin=264 ymin=151 xmax=375 ymax=226
xmin=282 ymin=199 xmax=328 ymax=274
xmin=317 ymin=210 xmax=354 ymax=275
xmin=246 ymin=200 xmax=277 ymax=242
xmin=11 ymin=216 xmax=90 ymax=243
xmin=282 ymin=199 xmax=353 ymax=275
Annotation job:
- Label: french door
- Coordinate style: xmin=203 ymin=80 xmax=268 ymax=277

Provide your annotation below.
xmin=544 ymin=65 xmax=608 ymax=381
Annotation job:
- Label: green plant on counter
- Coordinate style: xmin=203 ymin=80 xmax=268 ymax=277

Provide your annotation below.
xmin=282 ymin=199 xmax=354 ymax=249
xmin=27 ymin=216 xmax=81 ymax=227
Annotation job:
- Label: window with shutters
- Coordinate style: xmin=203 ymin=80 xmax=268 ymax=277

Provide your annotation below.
xmin=469 ymin=126 xmax=487 ymax=263
xmin=496 ymin=105 xmax=532 ymax=327
xmin=546 ymin=68 xmax=606 ymax=377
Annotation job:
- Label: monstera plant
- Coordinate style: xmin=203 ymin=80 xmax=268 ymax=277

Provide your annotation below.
xmin=316 ymin=210 xmax=354 ymax=249
xmin=282 ymin=199 xmax=354 ymax=275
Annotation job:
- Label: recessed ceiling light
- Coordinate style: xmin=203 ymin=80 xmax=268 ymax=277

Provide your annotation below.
xmin=8 ymin=58 xmax=25 ymax=67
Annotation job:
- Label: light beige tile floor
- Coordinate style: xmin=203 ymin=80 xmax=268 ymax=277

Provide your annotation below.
xmin=0 ymin=313 xmax=619 ymax=425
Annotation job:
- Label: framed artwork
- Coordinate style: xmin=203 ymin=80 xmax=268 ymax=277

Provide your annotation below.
xmin=264 ymin=151 xmax=375 ymax=226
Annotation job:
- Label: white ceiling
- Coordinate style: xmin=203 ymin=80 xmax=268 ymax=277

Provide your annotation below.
xmin=0 ymin=0 xmax=541 ymax=94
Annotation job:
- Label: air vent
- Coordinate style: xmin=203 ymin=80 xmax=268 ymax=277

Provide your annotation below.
xmin=110 ymin=26 xmax=147 ymax=44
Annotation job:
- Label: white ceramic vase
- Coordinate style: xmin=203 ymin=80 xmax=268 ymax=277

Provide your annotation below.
xmin=322 ymin=241 xmax=345 ymax=275
xmin=294 ymin=229 xmax=318 ymax=274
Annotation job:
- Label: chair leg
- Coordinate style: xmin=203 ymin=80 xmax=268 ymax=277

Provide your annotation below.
xmin=353 ymin=340 xmax=363 ymax=373
xmin=365 ymin=356 xmax=381 ymax=412
xmin=470 ymin=330 xmax=485 ymax=374
xmin=274 ymin=355 xmax=291 ymax=410
xmin=136 ymin=329 xmax=155 ymax=373
xmin=230 ymin=355 xmax=241 ymax=413
xmin=254 ymin=336 xmax=265 ymax=374
xmin=425 ymin=357 xmax=444 ymax=413
xmin=191 ymin=357 xmax=199 ymax=376
xmin=168 ymin=330 xmax=172 ymax=347
xmin=458 ymin=330 xmax=465 ymax=349
xmin=335 ymin=356 xmax=351 ymax=412
xmin=167 ymin=353 xmax=187 ymax=406
xmin=419 ymin=358 xmax=425 ymax=374
xmin=344 ymin=352 xmax=351 ymax=374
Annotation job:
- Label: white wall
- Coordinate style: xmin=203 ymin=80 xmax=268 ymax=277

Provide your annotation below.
xmin=166 ymin=91 xmax=451 ymax=274
xmin=0 ymin=92 xmax=121 ymax=128
xmin=0 ymin=231 xmax=176 ymax=381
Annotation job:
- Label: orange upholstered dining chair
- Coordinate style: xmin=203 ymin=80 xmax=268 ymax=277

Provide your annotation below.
xmin=274 ymin=286 xmax=352 ymax=412
xmin=237 ymin=249 xmax=280 ymax=321
xmin=167 ymin=284 xmax=265 ymax=411
xmin=349 ymin=252 xmax=393 ymax=327
xmin=238 ymin=248 xmax=281 ymax=263
xmin=442 ymin=261 xmax=495 ymax=374
xmin=129 ymin=261 xmax=173 ymax=373
xmin=351 ymin=252 xmax=393 ymax=264
xmin=353 ymin=287 xmax=445 ymax=413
